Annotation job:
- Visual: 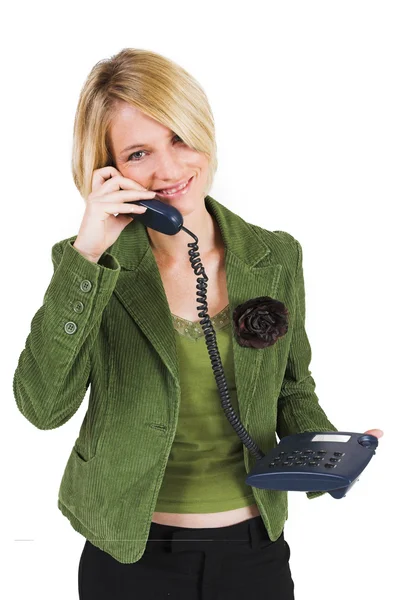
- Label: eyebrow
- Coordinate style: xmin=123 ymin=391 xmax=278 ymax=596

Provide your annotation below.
xmin=121 ymin=132 xmax=175 ymax=155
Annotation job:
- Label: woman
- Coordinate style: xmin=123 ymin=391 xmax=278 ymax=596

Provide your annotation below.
xmin=13 ymin=47 xmax=383 ymax=599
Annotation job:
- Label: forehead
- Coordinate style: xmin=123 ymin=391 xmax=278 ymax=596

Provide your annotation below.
xmin=110 ymin=102 xmax=172 ymax=141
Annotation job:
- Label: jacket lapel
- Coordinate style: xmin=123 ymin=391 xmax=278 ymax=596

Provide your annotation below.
xmin=109 ymin=195 xmax=282 ymax=421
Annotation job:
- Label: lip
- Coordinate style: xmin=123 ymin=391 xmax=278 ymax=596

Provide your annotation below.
xmin=154 ymin=176 xmax=194 ymax=199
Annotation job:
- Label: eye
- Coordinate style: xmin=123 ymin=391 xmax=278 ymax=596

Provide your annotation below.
xmin=128 ymin=150 xmax=146 ymax=162
xmin=127 ymin=135 xmax=184 ymax=162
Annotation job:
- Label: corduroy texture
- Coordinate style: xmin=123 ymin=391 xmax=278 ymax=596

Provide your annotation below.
xmin=13 ymin=195 xmax=338 ymax=564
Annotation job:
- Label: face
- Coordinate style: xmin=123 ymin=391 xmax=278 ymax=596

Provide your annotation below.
xmin=108 ymin=102 xmax=209 ymax=208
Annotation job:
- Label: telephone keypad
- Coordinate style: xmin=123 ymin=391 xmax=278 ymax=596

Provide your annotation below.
xmin=268 ymin=448 xmax=344 ymax=469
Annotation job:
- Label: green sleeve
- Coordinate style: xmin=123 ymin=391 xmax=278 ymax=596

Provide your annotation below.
xmin=276 ymin=239 xmax=339 ymax=500
xmin=13 ymin=239 xmax=120 ymax=430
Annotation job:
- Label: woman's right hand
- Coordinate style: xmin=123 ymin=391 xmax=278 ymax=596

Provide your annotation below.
xmin=73 ymin=166 xmax=156 ymax=262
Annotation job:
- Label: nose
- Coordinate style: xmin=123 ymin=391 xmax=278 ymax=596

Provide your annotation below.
xmin=153 ymin=148 xmax=184 ymax=182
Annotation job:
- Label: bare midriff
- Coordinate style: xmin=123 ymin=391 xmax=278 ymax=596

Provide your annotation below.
xmin=152 ymin=503 xmax=261 ymax=528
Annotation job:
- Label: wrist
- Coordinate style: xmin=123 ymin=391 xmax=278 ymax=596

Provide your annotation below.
xmin=72 ymin=242 xmax=101 ymax=263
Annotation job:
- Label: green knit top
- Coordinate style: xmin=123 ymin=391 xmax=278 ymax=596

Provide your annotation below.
xmin=154 ymin=305 xmax=256 ymax=512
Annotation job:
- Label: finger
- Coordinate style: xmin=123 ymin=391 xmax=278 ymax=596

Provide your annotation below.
xmin=94 ymin=174 xmax=150 ymax=197
xmin=91 ymin=166 xmax=122 ymax=194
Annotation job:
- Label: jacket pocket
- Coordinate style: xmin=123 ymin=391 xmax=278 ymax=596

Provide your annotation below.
xmin=58 ymin=446 xmax=97 ymax=511
xmin=73 ymin=443 xmax=98 ymax=464
xmin=73 ymin=394 xmax=110 ymax=463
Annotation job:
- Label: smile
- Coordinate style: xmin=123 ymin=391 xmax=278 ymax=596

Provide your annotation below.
xmin=155 ymin=176 xmax=194 ymax=198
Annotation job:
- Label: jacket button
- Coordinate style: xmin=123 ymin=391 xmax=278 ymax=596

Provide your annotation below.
xmin=80 ymin=280 xmax=92 ymax=292
xmin=64 ymin=321 xmax=77 ymax=334
xmin=73 ymin=301 xmax=84 ymax=313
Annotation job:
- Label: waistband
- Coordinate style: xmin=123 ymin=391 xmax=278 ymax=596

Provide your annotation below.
xmin=147 ymin=515 xmax=280 ymax=552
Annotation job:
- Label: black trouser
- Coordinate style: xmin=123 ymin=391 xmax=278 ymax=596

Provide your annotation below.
xmin=78 ymin=515 xmax=295 ymax=599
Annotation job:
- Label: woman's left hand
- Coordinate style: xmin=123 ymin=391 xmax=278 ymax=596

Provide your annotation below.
xmin=363 ymin=429 xmax=384 ymax=439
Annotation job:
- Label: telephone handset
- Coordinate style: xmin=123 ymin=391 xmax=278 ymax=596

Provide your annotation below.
xmin=127 ymin=198 xmax=379 ymax=498
xmin=127 ymin=197 xmax=184 ymax=235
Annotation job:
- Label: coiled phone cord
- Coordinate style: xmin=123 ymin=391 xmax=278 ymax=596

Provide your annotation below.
xmin=181 ymin=224 xmax=265 ymax=461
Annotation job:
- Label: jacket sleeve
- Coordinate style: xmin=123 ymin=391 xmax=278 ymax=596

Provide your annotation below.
xmin=276 ymin=238 xmax=339 ymax=499
xmin=13 ymin=238 xmax=120 ymax=430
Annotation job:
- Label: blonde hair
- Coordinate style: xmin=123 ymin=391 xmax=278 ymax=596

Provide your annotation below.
xmin=71 ymin=48 xmax=218 ymax=201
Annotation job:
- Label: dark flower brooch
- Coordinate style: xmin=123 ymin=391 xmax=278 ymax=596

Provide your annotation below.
xmin=232 ymin=296 xmax=289 ymax=349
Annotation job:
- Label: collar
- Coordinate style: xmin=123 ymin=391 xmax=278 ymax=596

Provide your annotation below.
xmin=108 ymin=195 xmax=272 ymax=270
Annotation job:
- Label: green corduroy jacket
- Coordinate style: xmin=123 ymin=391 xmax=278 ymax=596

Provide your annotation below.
xmin=13 ymin=194 xmax=338 ymax=564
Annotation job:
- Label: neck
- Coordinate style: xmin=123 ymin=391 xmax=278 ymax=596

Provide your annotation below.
xmin=147 ymin=200 xmax=223 ymax=267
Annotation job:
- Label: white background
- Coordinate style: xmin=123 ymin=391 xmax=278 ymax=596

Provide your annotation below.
xmin=3 ymin=1 xmax=398 ymax=598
